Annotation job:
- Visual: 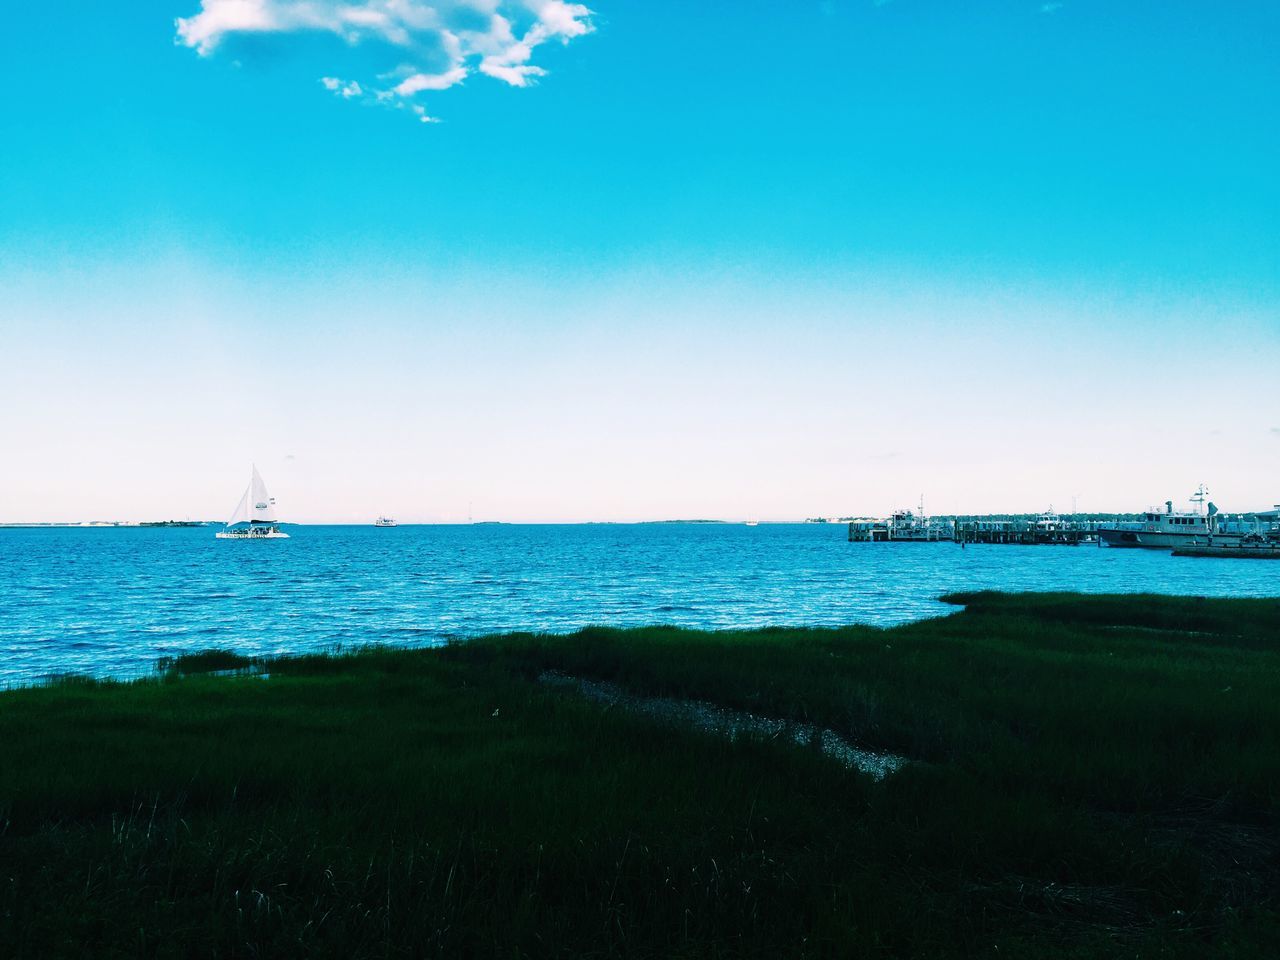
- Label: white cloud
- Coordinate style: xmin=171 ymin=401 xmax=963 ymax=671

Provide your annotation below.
xmin=176 ymin=1 xmax=593 ymax=119
xmin=320 ymin=76 xmax=364 ymax=98
xmin=394 ymin=65 xmax=469 ymax=96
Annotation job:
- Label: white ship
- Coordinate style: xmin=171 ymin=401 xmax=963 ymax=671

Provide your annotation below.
xmin=847 ymin=498 xmax=954 ymax=542
xmin=215 ymin=466 xmax=289 ymax=539
xmin=374 ymin=516 xmax=397 ymax=527
xmin=1098 ymin=485 xmax=1238 ymax=549
xmin=886 ymin=508 xmax=954 ymax=542
xmin=1033 ymin=508 xmax=1064 ymax=532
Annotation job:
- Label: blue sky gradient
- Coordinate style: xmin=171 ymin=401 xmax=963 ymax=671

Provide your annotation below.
xmin=2 ymin=2 xmax=1277 ymax=521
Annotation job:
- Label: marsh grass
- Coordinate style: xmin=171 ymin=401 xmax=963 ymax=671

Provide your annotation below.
xmin=156 ymin=648 xmax=261 ymax=675
xmin=1 ymin=593 xmax=1277 ymax=957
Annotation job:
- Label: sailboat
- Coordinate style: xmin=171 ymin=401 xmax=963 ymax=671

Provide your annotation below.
xmin=215 ymin=466 xmax=289 ymax=539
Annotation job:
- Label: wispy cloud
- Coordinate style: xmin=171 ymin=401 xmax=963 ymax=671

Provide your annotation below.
xmin=320 ymin=76 xmax=363 ymax=99
xmin=177 ymin=1 xmax=593 ymax=120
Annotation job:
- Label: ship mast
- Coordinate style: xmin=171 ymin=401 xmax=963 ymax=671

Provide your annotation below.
xmin=1191 ymin=483 xmax=1209 ymax=516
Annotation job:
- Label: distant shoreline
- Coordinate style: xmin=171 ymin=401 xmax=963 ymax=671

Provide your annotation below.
xmin=0 ymin=514 xmax=1186 ymax=528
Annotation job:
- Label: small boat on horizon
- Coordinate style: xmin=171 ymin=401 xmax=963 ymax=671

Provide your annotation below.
xmin=374 ymin=516 xmax=398 ymax=527
xmin=215 ymin=466 xmax=289 ymax=539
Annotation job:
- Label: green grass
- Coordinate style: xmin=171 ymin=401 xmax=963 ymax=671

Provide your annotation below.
xmin=155 ymin=648 xmax=260 ymax=675
xmin=1 ymin=593 xmax=1277 ymax=958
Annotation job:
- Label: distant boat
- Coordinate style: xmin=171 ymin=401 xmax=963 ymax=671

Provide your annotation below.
xmin=744 ymin=520 xmax=759 ymax=526
xmin=215 ymin=466 xmax=289 ymax=539
xmin=884 ymin=508 xmax=953 ymax=542
xmin=1033 ymin=508 xmax=1063 ymax=532
xmin=374 ymin=516 xmax=397 ymax=527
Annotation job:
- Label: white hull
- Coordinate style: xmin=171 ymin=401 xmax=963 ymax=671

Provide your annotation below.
xmin=216 ymin=529 xmax=290 ymax=539
xmin=1098 ymin=487 xmax=1245 ymax=550
xmin=1098 ymin=529 xmax=1240 ymax=549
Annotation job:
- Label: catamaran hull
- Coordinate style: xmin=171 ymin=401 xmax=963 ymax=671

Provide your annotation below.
xmin=215 ymin=530 xmax=290 ymax=539
xmin=1098 ymin=529 xmax=1241 ymax=549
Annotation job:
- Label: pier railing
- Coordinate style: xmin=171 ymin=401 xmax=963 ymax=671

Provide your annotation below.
xmin=850 ymin=517 xmax=1106 ymax=545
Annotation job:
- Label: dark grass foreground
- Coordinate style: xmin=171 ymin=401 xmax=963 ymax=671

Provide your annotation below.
xmin=1 ymin=594 xmax=1278 ymax=958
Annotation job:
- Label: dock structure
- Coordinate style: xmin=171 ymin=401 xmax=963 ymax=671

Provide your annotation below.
xmin=850 ymin=513 xmax=1104 ymax=545
xmin=848 ymin=510 xmax=954 ymax=542
xmin=847 ymin=499 xmax=1280 ymax=549
xmin=953 ymin=517 xmax=1101 ymax=546
xmin=1172 ymin=543 xmax=1280 ymax=560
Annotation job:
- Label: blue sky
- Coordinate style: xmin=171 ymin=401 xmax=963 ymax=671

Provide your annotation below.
xmin=1 ymin=1 xmax=1277 ymax=522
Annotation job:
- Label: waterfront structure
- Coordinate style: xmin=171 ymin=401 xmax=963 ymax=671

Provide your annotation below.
xmin=1212 ymin=507 xmax=1280 ymax=539
xmin=847 ymin=518 xmax=890 ymax=542
xmin=216 ymin=466 xmax=289 ymax=539
xmin=843 ymin=486 xmax=1280 ymax=549
xmin=848 ymin=509 xmax=954 ymax=542
xmin=954 ymin=516 xmax=1102 ymax=546
xmin=1174 ymin=541 xmax=1280 ymax=560
xmin=887 ymin=508 xmax=954 ymax=541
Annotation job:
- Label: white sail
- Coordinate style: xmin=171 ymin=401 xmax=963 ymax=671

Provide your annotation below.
xmin=218 ymin=465 xmax=288 ymax=539
xmin=225 ymin=466 xmax=277 ymax=527
xmin=226 ymin=483 xmax=252 ymax=527
xmin=250 ymin=465 xmax=277 ymax=524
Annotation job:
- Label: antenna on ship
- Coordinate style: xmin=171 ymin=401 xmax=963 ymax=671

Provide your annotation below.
xmin=1191 ymin=483 xmax=1209 ymax=516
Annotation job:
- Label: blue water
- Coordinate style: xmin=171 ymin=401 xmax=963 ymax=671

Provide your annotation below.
xmin=1 ymin=524 xmax=1275 ymax=686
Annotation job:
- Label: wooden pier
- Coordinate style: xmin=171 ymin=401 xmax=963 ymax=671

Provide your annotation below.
xmin=849 ymin=504 xmax=1280 ymax=549
xmin=850 ymin=516 xmax=1104 ymax=545
xmin=953 ymin=519 xmax=1101 ymax=546
xmin=1172 ymin=544 xmax=1280 ymax=560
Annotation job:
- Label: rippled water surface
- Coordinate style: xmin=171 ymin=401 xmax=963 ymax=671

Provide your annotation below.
xmin=2 ymin=524 xmax=1276 ymax=685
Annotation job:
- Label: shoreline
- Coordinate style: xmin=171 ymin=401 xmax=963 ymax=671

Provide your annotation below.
xmin=2 ymin=592 xmax=1277 ymax=956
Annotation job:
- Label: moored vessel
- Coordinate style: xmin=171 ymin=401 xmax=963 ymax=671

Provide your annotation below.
xmin=848 ymin=496 xmax=954 ymax=542
xmin=1097 ymin=485 xmax=1238 ymax=549
xmin=887 ymin=497 xmax=954 ymax=541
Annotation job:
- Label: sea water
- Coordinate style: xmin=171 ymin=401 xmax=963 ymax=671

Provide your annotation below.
xmin=1 ymin=523 xmax=1275 ymax=686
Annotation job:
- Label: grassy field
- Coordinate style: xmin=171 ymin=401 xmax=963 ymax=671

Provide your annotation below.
xmin=1 ymin=593 xmax=1277 ymax=958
